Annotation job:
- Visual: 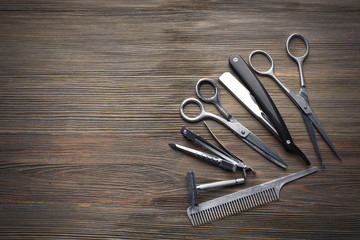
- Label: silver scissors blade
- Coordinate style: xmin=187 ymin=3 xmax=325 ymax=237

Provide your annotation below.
xmin=225 ymin=117 xmax=287 ymax=169
xmin=242 ymin=131 xmax=287 ymax=168
xmin=306 ymin=107 xmax=343 ymax=161
xmin=300 ymin=109 xmax=324 ymax=167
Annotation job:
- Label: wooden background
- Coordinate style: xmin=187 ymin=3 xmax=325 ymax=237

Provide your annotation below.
xmin=0 ymin=1 xmax=359 ymax=239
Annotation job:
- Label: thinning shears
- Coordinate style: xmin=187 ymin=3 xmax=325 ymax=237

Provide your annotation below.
xmin=180 ymin=78 xmax=287 ymax=168
xmin=248 ymin=33 xmax=342 ymax=166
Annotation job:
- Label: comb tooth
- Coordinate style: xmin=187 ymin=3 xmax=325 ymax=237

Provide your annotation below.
xmin=253 ymin=193 xmax=260 ymax=207
xmin=208 ymin=209 xmax=217 ymax=223
xmin=240 ymin=198 xmax=246 ymax=211
xmin=254 ymin=192 xmax=261 ymax=206
xmin=228 ymin=202 xmax=235 ymax=215
xmin=262 ymin=189 xmax=269 ymax=202
xmin=213 ymin=206 xmax=220 ymax=220
xmin=222 ymin=203 xmax=228 ymax=217
xmin=194 ymin=213 xmax=201 ymax=226
xmin=241 ymin=197 xmax=248 ymax=211
xmin=208 ymin=209 xmax=215 ymax=222
xmin=198 ymin=214 xmax=204 ymax=226
xmin=219 ymin=205 xmax=226 ymax=219
xmin=240 ymin=197 xmax=247 ymax=211
xmin=247 ymin=195 xmax=254 ymax=209
xmin=210 ymin=207 xmax=217 ymax=221
xmin=227 ymin=203 xmax=233 ymax=216
xmin=253 ymin=193 xmax=260 ymax=206
xmin=243 ymin=196 xmax=250 ymax=210
xmin=271 ymin=188 xmax=278 ymax=202
xmin=265 ymin=188 xmax=273 ymax=202
xmin=204 ymin=210 xmax=211 ymax=223
xmin=200 ymin=211 xmax=206 ymax=224
xmin=189 ymin=214 xmax=195 ymax=226
xmin=198 ymin=212 xmax=205 ymax=225
xmin=222 ymin=204 xmax=229 ymax=218
xmin=260 ymin=191 xmax=268 ymax=204
xmin=197 ymin=212 xmax=203 ymax=225
xmin=260 ymin=189 xmax=267 ymax=203
xmin=203 ymin=209 xmax=210 ymax=224
xmin=221 ymin=204 xmax=227 ymax=218
xmin=249 ymin=195 xmax=256 ymax=208
xmin=192 ymin=213 xmax=198 ymax=226
xmin=235 ymin=198 xmax=242 ymax=212
xmin=223 ymin=204 xmax=229 ymax=217
xmin=201 ymin=211 xmax=208 ymax=225
xmin=225 ymin=202 xmax=232 ymax=216
xmin=271 ymin=188 xmax=278 ymax=201
xmin=245 ymin=196 xmax=252 ymax=209
xmin=210 ymin=208 xmax=219 ymax=223
xmin=256 ymin=192 xmax=264 ymax=205
xmin=267 ymin=188 xmax=274 ymax=202
xmin=230 ymin=201 xmax=237 ymax=214
xmin=234 ymin=199 xmax=242 ymax=212
xmin=218 ymin=205 xmax=225 ymax=218
xmin=192 ymin=215 xmax=197 ymax=226
xmin=259 ymin=191 xmax=267 ymax=204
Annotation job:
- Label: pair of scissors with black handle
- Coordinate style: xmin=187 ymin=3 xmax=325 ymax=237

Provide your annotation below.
xmin=229 ymin=53 xmax=310 ymax=166
xmin=180 ymin=78 xmax=287 ymax=169
xmin=247 ymin=33 xmax=342 ymax=166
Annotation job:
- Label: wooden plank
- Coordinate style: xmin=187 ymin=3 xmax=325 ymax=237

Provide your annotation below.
xmin=0 ymin=0 xmax=359 ymax=239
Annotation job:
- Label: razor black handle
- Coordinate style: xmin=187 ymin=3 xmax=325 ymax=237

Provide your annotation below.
xmin=229 ymin=55 xmax=294 ymax=151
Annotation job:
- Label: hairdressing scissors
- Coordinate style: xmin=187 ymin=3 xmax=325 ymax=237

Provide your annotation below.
xmin=248 ymin=33 xmax=342 ymax=166
xmin=180 ymin=78 xmax=287 ymax=168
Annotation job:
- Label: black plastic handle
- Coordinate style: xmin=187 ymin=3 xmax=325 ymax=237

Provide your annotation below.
xmin=229 ymin=55 xmax=294 ymax=150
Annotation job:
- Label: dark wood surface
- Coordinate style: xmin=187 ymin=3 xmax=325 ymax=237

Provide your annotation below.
xmin=0 ymin=1 xmax=359 ymax=239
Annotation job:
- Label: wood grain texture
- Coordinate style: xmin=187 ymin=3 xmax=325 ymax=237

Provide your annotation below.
xmin=0 ymin=0 xmax=359 ymax=239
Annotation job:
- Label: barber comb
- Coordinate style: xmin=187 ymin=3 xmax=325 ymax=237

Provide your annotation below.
xmin=187 ymin=167 xmax=318 ymax=226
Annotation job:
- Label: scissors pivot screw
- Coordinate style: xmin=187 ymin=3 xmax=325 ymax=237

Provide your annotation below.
xmin=286 ymin=140 xmax=291 ymax=145
xmin=233 ymin=57 xmax=238 ymax=62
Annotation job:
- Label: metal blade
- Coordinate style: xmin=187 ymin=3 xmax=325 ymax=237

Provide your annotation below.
xmin=301 ymin=111 xmax=324 ymax=167
xmin=203 ymin=121 xmax=254 ymax=175
xmin=299 ymin=90 xmax=342 ymax=161
xmin=307 ymin=112 xmax=342 ymax=161
xmin=243 ymin=132 xmax=287 ymax=168
xmin=219 ymin=72 xmax=278 ymax=137
xmin=292 ymin=143 xmax=311 ymax=166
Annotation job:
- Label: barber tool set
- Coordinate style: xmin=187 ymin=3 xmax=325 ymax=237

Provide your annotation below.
xmin=169 ymin=33 xmax=342 ymax=226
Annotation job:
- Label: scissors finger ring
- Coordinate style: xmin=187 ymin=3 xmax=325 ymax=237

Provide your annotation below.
xmin=248 ymin=50 xmax=275 ymax=76
xmin=180 ymin=98 xmax=206 ymax=123
xmin=195 ymin=78 xmax=220 ymax=103
xmin=286 ymin=33 xmax=309 ymax=61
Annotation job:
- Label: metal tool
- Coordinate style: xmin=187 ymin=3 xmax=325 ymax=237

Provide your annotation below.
xmin=180 ymin=78 xmax=287 ymax=168
xmin=169 ymin=127 xmax=252 ymax=175
xmin=229 ymin=54 xmax=310 ymax=166
xmin=248 ymin=33 xmax=342 ymax=166
xmin=219 ymin=72 xmax=278 ymax=137
xmin=187 ymin=167 xmax=318 ymax=226
xmin=188 ymin=171 xmax=245 ymax=208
